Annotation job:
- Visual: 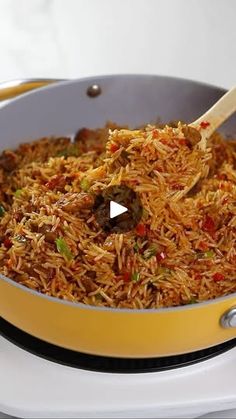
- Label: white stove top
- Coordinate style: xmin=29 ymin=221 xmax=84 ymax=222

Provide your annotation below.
xmin=0 ymin=335 xmax=235 ymax=418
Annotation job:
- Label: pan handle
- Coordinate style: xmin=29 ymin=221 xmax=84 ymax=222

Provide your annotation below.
xmin=0 ymin=78 xmax=66 ymax=102
xmin=221 ymin=307 xmax=236 ymax=328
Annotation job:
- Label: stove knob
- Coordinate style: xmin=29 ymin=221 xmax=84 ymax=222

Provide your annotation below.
xmin=221 ymin=307 xmax=236 ymax=328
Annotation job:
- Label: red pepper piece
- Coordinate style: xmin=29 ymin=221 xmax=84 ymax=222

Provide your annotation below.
xmin=218 ymin=173 xmax=227 ymax=180
xmin=4 ymin=238 xmax=12 ymax=249
xmin=156 ymin=252 xmax=166 ymax=262
xmin=160 ymin=138 xmax=169 ymax=145
xmin=212 ymin=272 xmax=225 ymax=282
xmin=110 ymin=143 xmax=119 ymax=153
xmin=179 ymin=138 xmax=188 ymax=146
xmin=136 ymin=223 xmax=146 ymax=237
xmin=171 ymin=183 xmax=184 ymax=190
xmin=200 ymin=121 xmax=210 ymax=129
xmin=123 ymin=271 xmax=131 ymax=282
xmin=198 ymin=241 xmax=209 ymax=251
xmin=202 ymin=215 xmax=216 ymax=234
xmin=152 ymin=130 xmax=159 ymax=139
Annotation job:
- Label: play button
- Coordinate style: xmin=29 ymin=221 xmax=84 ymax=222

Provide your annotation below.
xmin=93 ymin=185 xmax=143 ymax=233
xmin=110 ymin=201 xmax=128 ymax=219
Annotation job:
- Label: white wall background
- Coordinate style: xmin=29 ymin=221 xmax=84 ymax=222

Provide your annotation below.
xmin=0 ymin=0 xmax=235 ymax=88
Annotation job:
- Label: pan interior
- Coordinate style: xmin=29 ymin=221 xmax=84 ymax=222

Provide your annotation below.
xmin=0 ymin=74 xmax=236 ymax=312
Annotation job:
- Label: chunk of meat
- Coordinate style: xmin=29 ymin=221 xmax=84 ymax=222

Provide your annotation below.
xmin=0 ymin=169 xmax=4 ymax=183
xmin=0 ymin=150 xmax=18 ymax=172
xmin=44 ymin=231 xmax=57 ymax=243
xmin=12 ymin=209 xmax=24 ymax=222
xmin=112 ymin=256 xmax=120 ymax=274
xmin=87 ymin=270 xmax=97 ymax=279
xmin=33 ymin=224 xmax=57 ymax=243
xmin=82 ymin=276 xmax=97 ymax=292
xmin=74 ymin=128 xmax=92 ymax=143
xmin=57 ymin=192 xmax=94 ymax=213
xmin=74 ymin=127 xmax=108 ymax=154
xmin=182 ymin=126 xmax=201 ymax=147
xmin=45 ymin=175 xmax=67 ymax=191
xmin=117 ymin=150 xmax=130 ymax=167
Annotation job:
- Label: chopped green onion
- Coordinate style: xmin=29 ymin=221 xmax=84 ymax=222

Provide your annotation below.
xmin=63 ymin=225 xmax=70 ymax=232
xmin=56 ymin=145 xmax=79 ymax=158
xmin=188 ymin=298 xmax=197 ymax=305
xmin=143 ymin=244 xmax=158 ymax=259
xmin=132 ymin=271 xmax=140 ymax=282
xmin=55 ymin=237 xmax=73 ymax=261
xmin=14 ymin=189 xmax=23 ymax=198
xmin=80 ymin=178 xmax=90 ymax=191
xmin=197 ymin=250 xmax=214 ymax=259
xmin=56 ymin=149 xmax=67 ymax=157
xmin=205 ymin=250 xmax=214 ymax=258
xmin=0 ymin=205 xmax=5 ymax=217
xmin=14 ymin=234 xmax=26 ymax=243
xmin=133 ymin=242 xmax=139 ymax=253
xmin=142 ymin=208 xmax=149 ymax=220
xmin=69 ymin=145 xmax=80 ymax=157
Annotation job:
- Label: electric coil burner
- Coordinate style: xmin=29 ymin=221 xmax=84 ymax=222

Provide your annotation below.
xmin=0 ymin=317 xmax=235 ymax=373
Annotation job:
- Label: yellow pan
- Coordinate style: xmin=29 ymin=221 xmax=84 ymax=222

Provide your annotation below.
xmin=0 ymin=76 xmax=235 ymax=358
xmin=0 ymin=276 xmax=236 ymax=357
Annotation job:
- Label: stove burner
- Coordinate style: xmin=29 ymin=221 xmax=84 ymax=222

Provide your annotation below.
xmin=0 ymin=317 xmax=235 ymax=373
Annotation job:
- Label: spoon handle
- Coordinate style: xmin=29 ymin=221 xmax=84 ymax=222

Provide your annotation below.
xmin=190 ymin=86 xmax=236 ymax=149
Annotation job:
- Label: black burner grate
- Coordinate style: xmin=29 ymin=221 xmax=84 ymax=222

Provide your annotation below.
xmin=0 ymin=317 xmax=235 ymax=373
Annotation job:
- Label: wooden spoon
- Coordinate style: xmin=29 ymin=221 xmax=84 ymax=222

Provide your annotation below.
xmin=190 ymin=85 xmax=236 ymax=150
xmin=173 ymin=86 xmax=236 ymax=200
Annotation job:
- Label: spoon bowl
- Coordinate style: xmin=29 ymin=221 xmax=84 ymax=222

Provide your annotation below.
xmin=190 ymin=85 xmax=236 ymax=150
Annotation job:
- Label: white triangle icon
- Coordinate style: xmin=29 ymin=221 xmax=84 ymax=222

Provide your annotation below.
xmin=110 ymin=201 xmax=128 ymax=219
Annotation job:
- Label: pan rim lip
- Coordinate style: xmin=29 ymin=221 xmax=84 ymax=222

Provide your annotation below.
xmin=0 ymin=73 xmax=234 ymax=313
xmin=1 ymin=272 xmax=235 ymax=313
xmin=0 ymin=73 xmax=227 ymax=112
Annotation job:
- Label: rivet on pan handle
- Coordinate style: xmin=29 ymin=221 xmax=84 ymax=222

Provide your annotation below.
xmin=221 ymin=307 xmax=236 ymax=328
xmin=0 ymin=78 xmax=65 ymax=102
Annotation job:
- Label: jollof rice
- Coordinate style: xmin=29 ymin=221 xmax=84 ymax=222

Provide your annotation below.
xmin=0 ymin=122 xmax=235 ymax=308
